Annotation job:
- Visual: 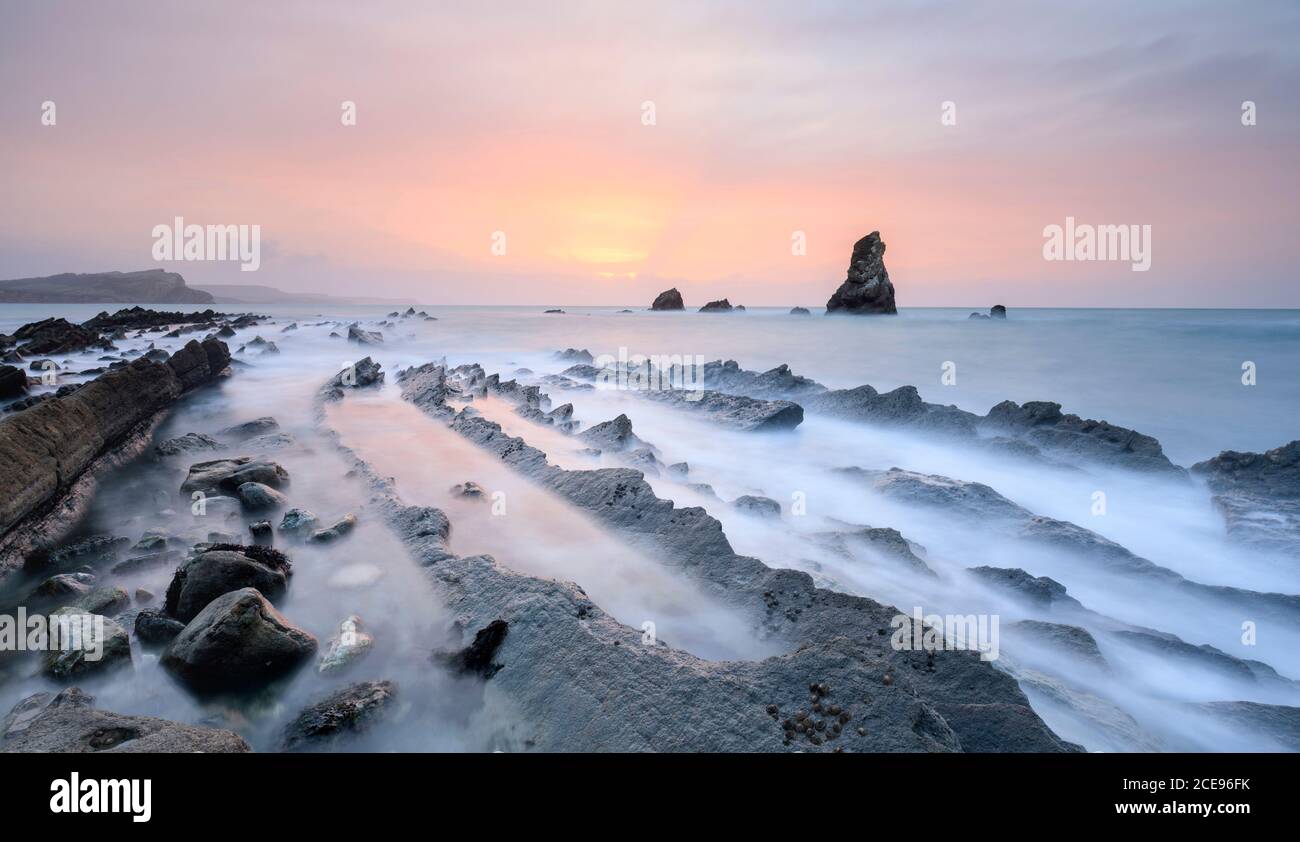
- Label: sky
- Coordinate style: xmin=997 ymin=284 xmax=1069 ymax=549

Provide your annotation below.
xmin=1 ymin=0 xmax=1298 ymax=306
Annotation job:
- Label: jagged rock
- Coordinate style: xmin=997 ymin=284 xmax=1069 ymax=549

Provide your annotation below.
xmin=1 ymin=687 xmax=250 ymax=753
xmin=318 ymin=615 xmax=374 ymax=674
xmin=48 ymin=535 xmax=129 ymax=568
xmin=393 ymin=371 xmax=1079 ymax=752
xmin=807 ymin=385 xmax=977 ymax=436
xmin=281 ymin=680 xmax=396 ymax=751
xmin=134 ymin=587 xmax=154 ymax=604
xmin=1193 ymin=702 xmax=1300 ymax=751
xmin=278 ymin=508 xmax=321 ymax=539
xmin=236 ymin=481 xmax=288 ymax=513
xmin=1192 ymin=440 xmax=1300 ymax=554
xmin=651 ymin=288 xmax=684 ymax=311
xmin=450 ymin=481 xmax=487 ymax=499
xmin=789 ymin=306 xmax=811 ymax=315
xmin=639 ymin=388 xmax=804 ymax=431
xmin=838 ymin=466 xmax=1297 ymax=620
xmin=154 ymin=432 xmax=222 ymax=457
xmin=0 ymin=365 xmax=27 ymax=399
xmin=982 ymin=400 xmax=1180 ymax=474
xmin=701 ymin=360 xmax=827 ymax=401
xmin=733 ymin=495 xmax=781 ymax=518
xmin=164 ymin=548 xmax=291 ymax=623
xmin=134 ymin=610 xmax=185 ymax=646
xmin=218 ymin=416 xmax=279 ymax=441
xmin=698 ymin=298 xmax=734 ymax=313
xmin=553 ymin=348 xmax=593 ymax=364
xmin=577 ymin=414 xmax=644 ymax=452
xmin=83 ymin=306 xmax=227 ymax=330
xmin=667 ymin=461 xmax=689 ymax=477
xmin=308 ymin=513 xmax=357 ymax=543
xmin=347 ymin=325 xmax=383 ymax=345
xmin=968 ymin=566 xmax=1083 ymax=611
xmin=1009 ymin=620 xmax=1105 ymax=665
xmin=1113 ymin=629 xmax=1257 ymax=683
xmin=991 ymin=305 xmax=1007 ymax=318
xmin=0 ymin=341 xmax=230 ymax=581
xmin=816 ymin=527 xmax=938 ymax=578
xmin=180 ymin=456 xmax=289 ymax=494
xmin=435 ymin=619 xmax=508 ymax=677
xmin=825 ymin=231 xmax=896 ymax=315
xmin=13 ymin=318 xmax=111 ymax=355
xmin=249 ymin=520 xmax=273 ymax=546
xmin=41 ymin=611 xmax=132 ymax=680
xmin=162 ymin=588 xmax=316 ymax=693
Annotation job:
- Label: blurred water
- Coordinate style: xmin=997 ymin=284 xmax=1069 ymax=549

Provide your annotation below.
xmin=1 ymin=302 xmax=1297 ymax=752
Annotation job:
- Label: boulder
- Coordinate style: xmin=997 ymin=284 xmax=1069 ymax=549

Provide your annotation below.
xmin=789 ymin=307 xmax=811 ymax=315
xmin=0 ymin=365 xmax=27 ymax=399
xmin=650 ymin=288 xmax=685 ymax=311
xmin=308 ymin=513 xmax=357 ymax=543
xmin=134 ymin=609 xmax=185 ymax=646
xmin=733 ymin=495 xmax=781 ymax=518
xmin=41 ymin=611 xmax=132 ymax=680
xmin=236 ymin=481 xmax=289 ymax=512
xmin=698 ymin=298 xmax=734 ymax=313
xmin=281 ymin=680 xmax=397 ymax=751
xmin=825 ymin=231 xmax=897 ymax=315
xmin=180 ymin=456 xmax=289 ymax=494
xmin=318 ymin=615 xmax=375 ymax=674
xmin=164 ymin=548 xmax=291 ymax=623
xmin=161 ymin=588 xmax=316 ymax=693
xmin=278 ymin=507 xmax=321 ymax=539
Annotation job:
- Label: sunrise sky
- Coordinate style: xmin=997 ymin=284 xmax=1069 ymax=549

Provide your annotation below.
xmin=1 ymin=0 xmax=1297 ymax=306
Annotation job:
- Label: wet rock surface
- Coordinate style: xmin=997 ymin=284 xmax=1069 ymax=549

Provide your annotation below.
xmin=0 ymin=338 xmax=231 ymax=581
xmin=1 ymin=687 xmax=251 ymax=753
xmin=164 ymin=548 xmax=291 ymax=622
xmin=162 ymin=588 xmax=317 ymax=694
xmin=281 ymin=680 xmax=397 ymax=751
xmin=381 ymin=361 xmax=1079 ymax=752
xmin=1192 ymin=439 xmax=1300 ymax=554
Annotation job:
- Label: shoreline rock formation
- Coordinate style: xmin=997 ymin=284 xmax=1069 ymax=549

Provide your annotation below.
xmin=825 ymin=232 xmax=897 ymax=315
xmin=0 ymin=269 xmax=214 ymax=304
xmin=650 ymin=288 xmax=684 ymax=310
xmin=0 ymin=337 xmax=232 ymax=582
xmin=378 ymin=360 xmax=1078 ymax=752
xmin=1192 ymin=440 xmax=1300 ymax=554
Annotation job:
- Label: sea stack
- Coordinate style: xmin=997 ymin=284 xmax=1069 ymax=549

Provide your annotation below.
xmin=651 ymin=288 xmax=684 ymax=310
xmin=825 ymin=231 xmax=897 ymax=315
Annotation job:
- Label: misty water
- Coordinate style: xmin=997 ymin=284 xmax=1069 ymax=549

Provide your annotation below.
xmin=2 ymin=303 xmax=1297 ymax=752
